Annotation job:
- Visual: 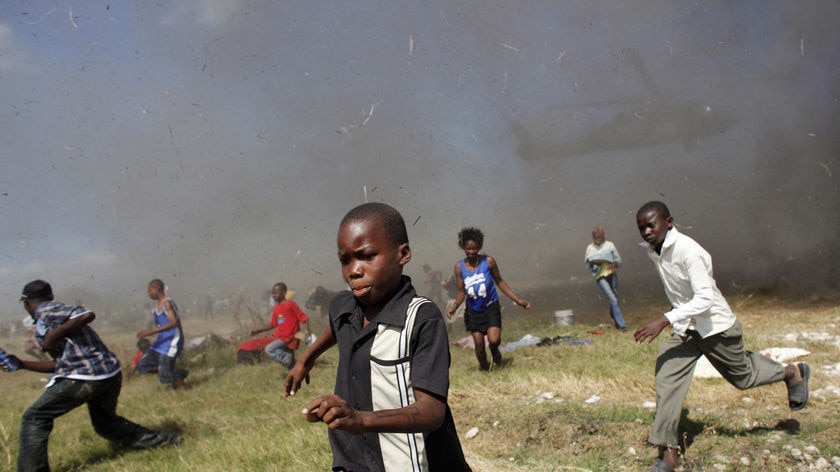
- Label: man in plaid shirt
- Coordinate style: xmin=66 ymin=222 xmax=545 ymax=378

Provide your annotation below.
xmin=3 ymin=280 xmax=180 ymax=471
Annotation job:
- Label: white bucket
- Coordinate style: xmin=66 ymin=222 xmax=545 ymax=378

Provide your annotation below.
xmin=554 ymin=309 xmax=574 ymax=326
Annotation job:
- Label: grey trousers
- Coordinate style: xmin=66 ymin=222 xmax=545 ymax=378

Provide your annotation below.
xmin=649 ymin=321 xmax=786 ymax=447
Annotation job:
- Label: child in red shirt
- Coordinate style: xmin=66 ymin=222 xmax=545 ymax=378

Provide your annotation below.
xmin=237 ymin=283 xmax=311 ymax=368
xmin=128 ymin=338 xmax=154 ymax=378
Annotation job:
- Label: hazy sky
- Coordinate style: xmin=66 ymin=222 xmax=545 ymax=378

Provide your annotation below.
xmin=1 ymin=1 xmax=838 ymax=318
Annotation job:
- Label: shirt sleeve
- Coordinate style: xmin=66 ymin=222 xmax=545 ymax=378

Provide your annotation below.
xmin=34 ymin=304 xmax=74 ymax=346
xmin=291 ymin=301 xmax=309 ymax=323
xmin=409 ymin=303 xmax=450 ymax=399
xmin=39 ymin=307 xmax=72 ymax=330
xmin=68 ymin=307 xmax=92 ymax=319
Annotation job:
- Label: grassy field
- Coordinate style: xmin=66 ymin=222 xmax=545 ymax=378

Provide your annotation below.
xmin=1 ymin=294 xmax=839 ymax=471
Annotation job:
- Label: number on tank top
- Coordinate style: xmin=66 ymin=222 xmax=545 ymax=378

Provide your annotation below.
xmin=466 ymin=283 xmax=487 ymax=299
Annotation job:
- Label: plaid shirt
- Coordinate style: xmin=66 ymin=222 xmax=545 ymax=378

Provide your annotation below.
xmin=33 ymin=300 xmax=121 ymax=388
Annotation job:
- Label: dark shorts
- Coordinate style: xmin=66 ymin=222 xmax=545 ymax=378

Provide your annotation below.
xmin=464 ymin=302 xmax=502 ymax=334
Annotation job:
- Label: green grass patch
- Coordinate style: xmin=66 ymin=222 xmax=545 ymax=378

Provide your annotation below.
xmin=2 ymin=295 xmax=839 ymax=471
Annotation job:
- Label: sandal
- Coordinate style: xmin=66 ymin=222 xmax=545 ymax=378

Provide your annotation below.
xmin=787 ymin=362 xmax=810 ymax=411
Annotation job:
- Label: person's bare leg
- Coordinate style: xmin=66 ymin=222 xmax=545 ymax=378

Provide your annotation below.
xmin=487 ymin=327 xmax=502 ymax=366
xmin=784 ymin=363 xmax=802 ymax=386
xmin=471 ymin=332 xmax=489 ymax=370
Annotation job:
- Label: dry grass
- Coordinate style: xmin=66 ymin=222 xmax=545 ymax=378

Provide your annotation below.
xmin=1 ymin=295 xmax=839 ymax=471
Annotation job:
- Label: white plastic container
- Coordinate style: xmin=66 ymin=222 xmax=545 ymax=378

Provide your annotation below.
xmin=554 ymin=310 xmax=574 ymax=326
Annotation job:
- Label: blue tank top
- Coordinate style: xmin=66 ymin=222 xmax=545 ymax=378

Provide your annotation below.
xmin=460 ymin=256 xmax=499 ymax=312
xmin=151 ymin=298 xmax=184 ymax=357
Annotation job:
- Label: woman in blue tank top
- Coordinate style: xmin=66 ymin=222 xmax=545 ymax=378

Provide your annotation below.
xmin=447 ymin=227 xmax=531 ymax=371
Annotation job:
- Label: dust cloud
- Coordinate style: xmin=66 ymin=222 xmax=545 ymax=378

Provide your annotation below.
xmin=0 ymin=2 xmax=838 ymax=321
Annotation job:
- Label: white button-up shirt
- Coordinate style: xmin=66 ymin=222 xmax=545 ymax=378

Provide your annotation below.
xmin=645 ymin=227 xmax=736 ymax=338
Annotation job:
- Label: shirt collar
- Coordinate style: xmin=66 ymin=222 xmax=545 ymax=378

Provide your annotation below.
xmin=648 ymin=227 xmax=680 ymax=256
xmin=333 ymin=275 xmax=415 ymax=328
xmin=661 ymin=226 xmax=680 ymax=251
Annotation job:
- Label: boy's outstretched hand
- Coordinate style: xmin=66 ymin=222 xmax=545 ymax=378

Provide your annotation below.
xmin=303 ymin=395 xmax=365 ymax=434
xmin=284 ymin=325 xmax=336 ymax=397
xmin=633 ymin=315 xmax=670 ymax=344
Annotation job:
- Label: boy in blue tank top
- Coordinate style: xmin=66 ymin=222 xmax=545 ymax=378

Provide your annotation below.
xmin=447 ymin=227 xmax=531 ymax=371
xmin=136 ymin=278 xmax=190 ymax=390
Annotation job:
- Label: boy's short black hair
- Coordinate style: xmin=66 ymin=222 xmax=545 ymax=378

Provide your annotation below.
xmin=340 ymin=202 xmax=408 ymax=245
xmin=458 ymin=227 xmax=484 ymax=250
xmin=148 ymin=278 xmax=165 ymax=292
xmin=637 ymin=201 xmax=671 ymax=219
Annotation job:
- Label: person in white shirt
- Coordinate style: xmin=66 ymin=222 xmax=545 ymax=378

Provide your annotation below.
xmin=633 ymin=201 xmax=809 ymax=472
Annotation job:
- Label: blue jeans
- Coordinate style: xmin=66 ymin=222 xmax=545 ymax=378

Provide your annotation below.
xmin=18 ymin=372 xmax=172 ymax=472
xmin=265 ymin=339 xmax=295 ymax=369
xmin=596 ymin=274 xmax=626 ymax=329
xmin=135 ymin=350 xmax=185 ymax=384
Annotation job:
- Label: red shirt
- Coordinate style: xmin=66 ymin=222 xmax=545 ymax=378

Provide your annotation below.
xmin=271 ymin=300 xmax=309 ymax=349
xmin=131 ymin=350 xmax=143 ymax=369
